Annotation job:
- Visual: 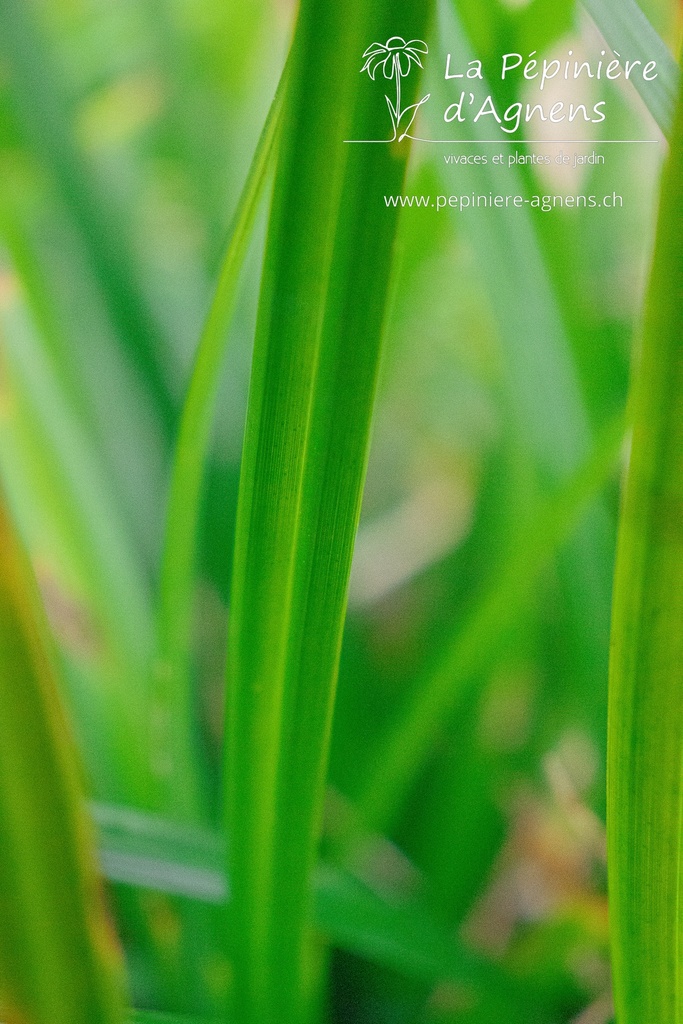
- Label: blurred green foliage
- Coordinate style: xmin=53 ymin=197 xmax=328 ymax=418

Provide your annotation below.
xmin=0 ymin=0 xmax=680 ymax=1021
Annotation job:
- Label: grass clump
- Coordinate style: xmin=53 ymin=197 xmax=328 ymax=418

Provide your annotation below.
xmin=0 ymin=0 xmax=680 ymax=1022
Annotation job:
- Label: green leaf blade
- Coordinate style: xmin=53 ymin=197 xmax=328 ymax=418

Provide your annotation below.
xmin=92 ymin=804 xmax=520 ymax=1004
xmin=0 ymin=0 xmax=176 ymax=431
xmin=357 ymin=412 xmax=625 ymax=835
xmin=152 ymin=71 xmax=285 ymax=822
xmin=225 ymin=5 xmax=433 ymax=1024
xmin=0 ymin=497 xmax=126 ymax=1024
xmin=582 ymin=0 xmax=679 ymax=136
xmin=607 ymin=58 xmax=683 ymax=1024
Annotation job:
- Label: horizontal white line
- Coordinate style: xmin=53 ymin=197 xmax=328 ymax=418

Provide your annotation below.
xmin=344 ymin=138 xmax=661 ymax=144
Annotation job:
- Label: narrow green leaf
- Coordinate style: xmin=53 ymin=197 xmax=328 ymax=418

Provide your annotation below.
xmin=435 ymin=0 xmax=591 ymax=477
xmin=225 ymin=6 xmax=433 ymax=1023
xmin=0 ymin=190 xmax=168 ymax=567
xmin=151 ymin=71 xmax=285 ymax=821
xmin=0 ymin=0 xmax=175 ymax=429
xmin=607 ymin=60 xmax=683 ymax=1024
xmin=0 ymin=299 xmax=154 ymax=804
xmin=0 ymin=495 xmax=126 ymax=1024
xmin=357 ymin=412 xmax=626 ymax=834
xmin=92 ymin=803 xmax=226 ymax=904
xmin=92 ymin=804 xmax=516 ymax=1000
xmin=0 ymin=303 xmax=154 ymax=674
xmin=581 ymin=0 xmax=679 ymax=136
xmin=436 ymin=1 xmax=617 ymax=742
xmin=313 ymin=865 xmax=514 ymax=1001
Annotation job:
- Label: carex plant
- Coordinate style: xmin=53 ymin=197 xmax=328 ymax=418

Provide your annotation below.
xmin=0 ymin=0 xmax=681 ymax=1023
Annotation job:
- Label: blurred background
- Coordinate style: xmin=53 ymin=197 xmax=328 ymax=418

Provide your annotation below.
xmin=0 ymin=0 xmax=680 ymax=1021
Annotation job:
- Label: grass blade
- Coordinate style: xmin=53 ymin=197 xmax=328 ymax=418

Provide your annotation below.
xmin=581 ymin=0 xmax=679 ymax=136
xmin=314 ymin=865 xmax=512 ymax=999
xmin=0 ymin=192 xmax=167 ymax=569
xmin=436 ymin=1 xmax=618 ymax=738
xmin=0 ymin=0 xmax=175 ymax=430
xmin=607 ymin=61 xmax=683 ymax=1024
xmin=0 ymin=303 xmax=154 ymax=675
xmin=436 ymin=0 xmax=591 ymax=477
xmin=92 ymin=804 xmax=517 ymax=1000
xmin=92 ymin=803 xmax=227 ymax=904
xmin=0 ymin=298 xmax=155 ymax=804
xmin=225 ymin=4 xmax=433 ymax=1023
xmin=0 ymin=494 xmax=126 ymax=1024
xmin=152 ymin=71 xmax=285 ymax=821
xmin=357 ymin=413 xmax=625 ymax=834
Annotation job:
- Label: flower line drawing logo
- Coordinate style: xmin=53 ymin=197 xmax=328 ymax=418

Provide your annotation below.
xmin=361 ymin=36 xmax=430 ymax=142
